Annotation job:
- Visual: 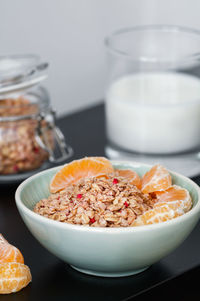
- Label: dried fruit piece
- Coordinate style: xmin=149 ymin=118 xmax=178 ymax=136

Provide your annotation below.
xmin=90 ymin=217 xmax=96 ymax=224
xmin=0 ymin=234 xmax=24 ymax=264
xmin=141 ymin=164 xmax=171 ymax=194
xmin=124 ymin=201 xmax=129 ymax=208
xmin=50 ymin=157 xmax=114 ymax=193
xmin=115 ymin=169 xmax=142 ymax=189
xmin=77 ymin=194 xmax=83 ymax=199
xmin=0 ymin=262 xmax=31 ymax=294
xmin=113 ymin=178 xmax=119 ymax=184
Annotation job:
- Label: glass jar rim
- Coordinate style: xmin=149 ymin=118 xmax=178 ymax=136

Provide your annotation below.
xmin=104 ymin=24 xmax=200 ymax=62
xmin=0 ymin=54 xmax=48 ymax=94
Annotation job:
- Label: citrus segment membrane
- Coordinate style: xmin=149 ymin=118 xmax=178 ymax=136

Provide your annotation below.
xmin=155 ymin=185 xmax=192 ymax=213
xmin=50 ymin=157 xmax=114 ymax=193
xmin=114 ymin=169 xmax=142 ymax=189
xmin=133 ymin=205 xmax=177 ymax=226
xmin=0 ymin=262 xmax=31 ymax=294
xmin=0 ymin=234 xmax=24 ymax=264
xmin=0 ymin=235 xmax=31 ymax=294
xmin=141 ymin=164 xmax=172 ymax=194
xmin=133 ymin=185 xmax=192 ymax=226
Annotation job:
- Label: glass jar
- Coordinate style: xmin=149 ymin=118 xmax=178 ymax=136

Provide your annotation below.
xmin=0 ymin=55 xmax=73 ymax=176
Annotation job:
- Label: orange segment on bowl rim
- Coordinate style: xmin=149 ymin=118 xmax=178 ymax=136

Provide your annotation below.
xmin=50 ymin=157 xmax=114 ymax=193
xmin=133 ymin=205 xmax=178 ymax=226
xmin=115 ymin=169 xmax=142 ymax=189
xmin=0 ymin=234 xmax=24 ymax=264
xmin=141 ymin=164 xmax=172 ymax=194
xmin=155 ymin=185 xmax=192 ymax=213
xmin=133 ymin=185 xmax=192 ymax=226
xmin=0 ymin=262 xmax=31 ymax=294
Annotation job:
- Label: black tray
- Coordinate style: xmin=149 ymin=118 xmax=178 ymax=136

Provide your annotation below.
xmin=1 ymin=103 xmax=200 ymax=300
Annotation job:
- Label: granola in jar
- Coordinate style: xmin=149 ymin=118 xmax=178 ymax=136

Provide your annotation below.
xmin=0 ymin=97 xmax=52 ymax=174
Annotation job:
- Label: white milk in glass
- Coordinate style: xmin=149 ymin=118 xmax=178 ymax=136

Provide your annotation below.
xmin=106 ymin=72 xmax=200 ymax=154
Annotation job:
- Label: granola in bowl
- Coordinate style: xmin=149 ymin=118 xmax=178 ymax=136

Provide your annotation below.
xmin=33 ymin=157 xmax=192 ymax=227
xmin=34 ymin=174 xmax=155 ymax=227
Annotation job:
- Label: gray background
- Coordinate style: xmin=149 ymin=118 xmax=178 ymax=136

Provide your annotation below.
xmin=0 ymin=0 xmax=200 ymax=115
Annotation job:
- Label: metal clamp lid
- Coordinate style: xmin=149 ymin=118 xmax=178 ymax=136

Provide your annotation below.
xmin=35 ymin=110 xmax=73 ymax=163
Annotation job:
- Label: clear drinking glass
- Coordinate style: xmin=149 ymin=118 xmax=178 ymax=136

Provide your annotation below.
xmin=104 ymin=25 xmax=200 ymax=177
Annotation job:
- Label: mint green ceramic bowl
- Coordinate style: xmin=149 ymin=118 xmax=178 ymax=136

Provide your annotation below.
xmin=15 ymin=161 xmax=200 ymax=277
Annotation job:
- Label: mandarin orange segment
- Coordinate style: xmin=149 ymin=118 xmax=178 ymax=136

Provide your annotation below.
xmin=0 ymin=234 xmax=24 ymax=264
xmin=115 ymin=169 xmax=142 ymax=189
xmin=133 ymin=205 xmax=177 ymax=226
xmin=133 ymin=184 xmax=192 ymax=226
xmin=141 ymin=164 xmax=172 ymax=194
xmin=0 ymin=262 xmax=31 ymax=294
xmin=50 ymin=157 xmax=114 ymax=193
xmin=155 ymin=185 xmax=192 ymax=213
xmin=92 ymin=157 xmax=113 ymax=165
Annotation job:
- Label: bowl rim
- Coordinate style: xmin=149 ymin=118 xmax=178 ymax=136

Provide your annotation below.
xmin=15 ymin=160 xmax=200 ymax=233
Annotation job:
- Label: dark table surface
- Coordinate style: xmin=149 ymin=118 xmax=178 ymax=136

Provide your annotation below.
xmin=1 ymin=103 xmax=200 ymax=301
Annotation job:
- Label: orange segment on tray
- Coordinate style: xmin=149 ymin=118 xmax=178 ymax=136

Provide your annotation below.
xmin=0 ymin=262 xmax=31 ymax=294
xmin=50 ymin=157 xmax=114 ymax=193
xmin=115 ymin=169 xmax=142 ymax=189
xmin=141 ymin=164 xmax=172 ymax=194
xmin=0 ymin=234 xmax=24 ymax=264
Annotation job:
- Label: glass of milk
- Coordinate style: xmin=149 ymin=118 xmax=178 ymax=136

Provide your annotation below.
xmin=104 ymin=25 xmax=200 ymax=177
